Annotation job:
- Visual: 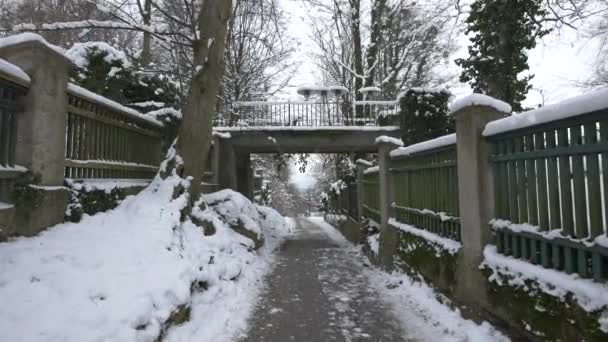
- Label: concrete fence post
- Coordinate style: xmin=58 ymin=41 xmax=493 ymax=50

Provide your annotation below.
xmin=0 ymin=38 xmax=75 ymax=236
xmin=453 ymin=101 xmax=507 ymax=303
xmin=376 ymin=140 xmax=402 ymax=269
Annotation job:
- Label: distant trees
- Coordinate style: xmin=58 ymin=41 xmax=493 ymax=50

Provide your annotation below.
xmin=307 ymin=0 xmax=457 ymax=99
xmin=455 ymin=0 xmax=550 ymax=112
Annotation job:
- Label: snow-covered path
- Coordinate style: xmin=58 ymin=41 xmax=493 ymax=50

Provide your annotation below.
xmin=240 ymin=217 xmax=509 ymax=342
xmin=240 ymin=217 xmax=409 ymax=341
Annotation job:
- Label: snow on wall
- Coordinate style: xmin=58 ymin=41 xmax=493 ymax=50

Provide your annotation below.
xmin=0 ymin=58 xmax=29 ymax=83
xmin=482 ymin=245 xmax=608 ymax=332
xmin=449 ymin=94 xmax=512 ymax=114
xmin=374 ymin=135 xmax=404 ymax=146
xmin=388 ymin=218 xmax=462 ymax=255
xmin=0 ymin=33 xmax=68 ymax=59
xmin=483 ymin=88 xmax=608 ymax=136
xmin=390 ymin=133 xmax=456 ymax=158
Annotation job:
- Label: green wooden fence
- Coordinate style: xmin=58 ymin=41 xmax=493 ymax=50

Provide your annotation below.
xmin=64 ymin=88 xmax=164 ymax=179
xmin=362 ymin=169 xmax=381 ymax=223
xmin=390 ymin=143 xmax=461 ymax=241
xmin=488 ymin=110 xmax=608 ymax=282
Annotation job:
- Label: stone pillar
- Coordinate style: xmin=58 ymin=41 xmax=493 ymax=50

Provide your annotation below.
xmin=0 ymin=38 xmax=74 ymax=236
xmin=217 ymin=140 xmax=237 ymax=190
xmin=355 ymin=160 xmax=369 ymax=222
xmin=0 ymin=39 xmax=74 ymax=185
xmin=453 ymin=102 xmax=506 ymax=304
xmin=235 ymin=150 xmax=252 ymax=199
xmin=376 ymin=140 xmax=402 ymax=269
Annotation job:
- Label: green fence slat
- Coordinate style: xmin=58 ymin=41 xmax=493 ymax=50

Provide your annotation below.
xmin=530 ymin=239 xmax=538 ymax=264
xmin=571 ymin=126 xmax=589 ymax=238
xmin=525 ymin=134 xmax=539 ymax=225
xmin=515 ymin=137 xmax=529 ymax=223
xmin=577 ymin=249 xmax=589 ymax=278
xmin=534 ymin=132 xmax=550 ymax=230
xmin=601 ymin=121 xmax=608 ymax=239
xmin=564 ymin=247 xmax=575 ymax=274
xmin=521 ymin=237 xmax=530 ymax=260
xmin=512 ymin=234 xmax=521 ymax=258
xmin=541 ymin=240 xmax=550 ymax=267
xmin=506 ymin=139 xmax=519 ymax=222
xmin=552 ymin=243 xmax=561 ymax=270
xmin=592 ymin=253 xmax=603 ymax=282
xmin=555 ymin=129 xmax=574 ymax=237
xmin=547 ymin=130 xmax=563 ymax=230
xmin=584 ymin=123 xmax=603 ymax=239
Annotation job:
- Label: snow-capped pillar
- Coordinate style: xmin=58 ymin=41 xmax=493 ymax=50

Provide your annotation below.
xmin=452 ymin=95 xmax=510 ymax=303
xmin=376 ymin=140 xmax=402 ymax=269
xmin=355 ymin=160 xmax=369 ymax=222
xmin=0 ymin=38 xmax=74 ymax=185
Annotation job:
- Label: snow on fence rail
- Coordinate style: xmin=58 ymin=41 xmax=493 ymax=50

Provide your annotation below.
xmin=485 ymin=89 xmax=608 ymax=282
xmin=65 ymin=86 xmax=164 ymax=179
xmin=389 ymin=136 xmax=461 ymax=241
xmin=215 ymin=100 xmax=399 ymax=127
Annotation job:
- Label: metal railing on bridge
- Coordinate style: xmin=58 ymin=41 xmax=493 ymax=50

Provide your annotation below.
xmin=214 ymin=100 xmax=399 ymax=127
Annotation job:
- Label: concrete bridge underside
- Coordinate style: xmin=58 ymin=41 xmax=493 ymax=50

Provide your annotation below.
xmin=212 ymin=127 xmax=401 ymax=198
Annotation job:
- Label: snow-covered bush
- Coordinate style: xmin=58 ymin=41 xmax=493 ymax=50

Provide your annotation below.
xmin=66 ymin=41 xmax=180 ymax=111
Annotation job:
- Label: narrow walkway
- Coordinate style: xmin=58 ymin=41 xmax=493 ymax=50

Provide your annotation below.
xmin=241 ymin=218 xmax=412 ymax=342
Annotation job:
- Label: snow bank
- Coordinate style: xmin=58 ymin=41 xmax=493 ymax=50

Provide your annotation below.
xmin=375 ymin=135 xmax=404 ymax=146
xmin=390 ymin=133 xmax=456 ymax=158
xmin=389 ymin=218 xmax=461 ymax=255
xmin=0 ymin=58 xmax=29 ymax=83
xmin=482 ymin=245 xmax=608 ymax=332
xmin=0 ymin=171 xmax=290 ymax=341
xmin=0 ymin=33 xmax=67 ymax=59
xmin=484 ymin=88 xmax=608 ymax=136
xmin=450 ymin=94 xmax=512 ymax=114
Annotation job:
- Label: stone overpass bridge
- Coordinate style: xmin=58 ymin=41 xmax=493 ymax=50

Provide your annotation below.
xmin=211 ymin=100 xmax=402 ymax=198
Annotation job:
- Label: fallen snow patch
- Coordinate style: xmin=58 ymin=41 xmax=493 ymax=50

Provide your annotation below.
xmin=367 ymin=233 xmax=380 ymax=255
xmin=389 ymin=218 xmax=461 ymax=255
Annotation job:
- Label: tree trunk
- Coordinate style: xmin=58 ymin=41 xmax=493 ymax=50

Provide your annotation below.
xmin=141 ymin=0 xmax=152 ymax=65
xmin=177 ymin=0 xmax=233 ymax=205
xmin=364 ymin=0 xmax=386 ymax=88
xmin=349 ymin=0 xmax=364 ymax=113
